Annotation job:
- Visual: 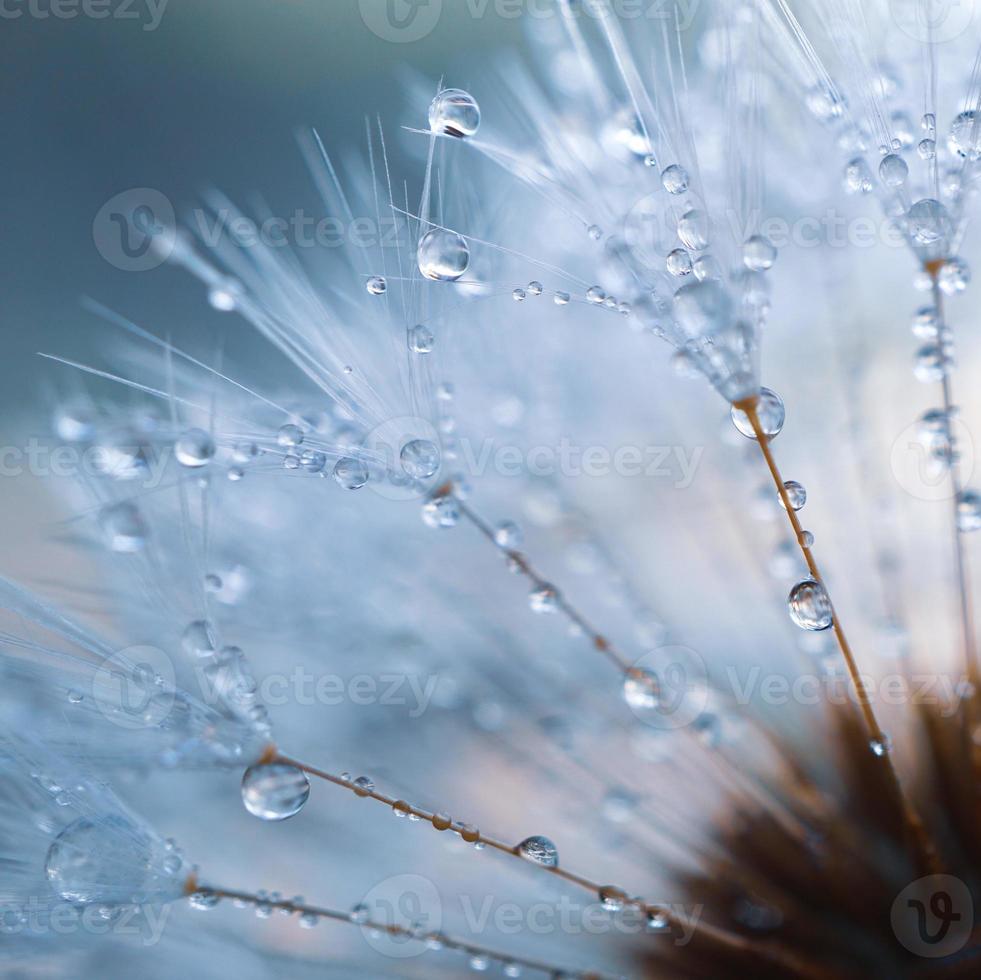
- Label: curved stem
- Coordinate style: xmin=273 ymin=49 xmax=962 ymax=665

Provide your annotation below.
xmin=732 ymin=395 xmax=940 ymax=876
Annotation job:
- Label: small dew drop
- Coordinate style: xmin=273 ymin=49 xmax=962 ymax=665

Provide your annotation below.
xmin=366 ymin=276 xmax=387 ymax=295
xmin=529 ymin=584 xmax=559 ymax=613
xmin=780 ymin=481 xmax=807 ymax=511
xmin=788 ymin=579 xmax=833 ymax=631
xmin=429 ymin=88 xmax=480 ymax=138
xmin=517 ymin=835 xmax=559 ymax=868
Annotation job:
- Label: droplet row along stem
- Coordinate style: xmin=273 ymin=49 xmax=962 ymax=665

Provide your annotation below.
xmin=732 ymin=395 xmax=941 ymax=877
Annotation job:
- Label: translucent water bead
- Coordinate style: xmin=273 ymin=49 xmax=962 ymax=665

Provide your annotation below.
xmin=843 ymin=157 xmax=873 ymax=194
xmin=366 ymin=276 xmax=387 ymax=295
xmin=949 ymin=110 xmax=981 ymax=160
xmin=517 ymin=835 xmax=559 ymax=867
xmin=241 ymin=763 xmax=311 ymax=821
xmin=421 ymin=495 xmax=460 ymax=528
xmin=780 ymin=481 xmax=807 ymax=511
xmin=878 ymin=153 xmax=908 ymax=189
xmin=45 ymin=814 xmax=156 ymax=904
xmin=417 ymin=229 xmax=470 ymax=281
xmin=400 ymin=439 xmax=441 ymax=478
xmin=333 ymin=457 xmax=368 ymax=490
xmin=743 ymin=235 xmax=776 ymax=271
xmin=493 ymin=521 xmax=523 ymax=549
xmin=408 ymin=325 xmax=434 ymax=353
xmin=181 ymin=619 xmax=218 ymax=658
xmin=788 ymin=579 xmax=833 ymax=631
xmin=666 ymin=248 xmax=692 ymax=277
xmin=623 ymin=669 xmax=660 ymax=710
xmin=907 ymin=199 xmax=951 ymax=247
xmin=730 ymin=388 xmax=786 ymax=440
xmin=957 ymin=490 xmax=981 ymax=532
xmin=939 ymin=257 xmax=970 ymax=295
xmin=429 ymin=88 xmax=480 ymax=138
xmin=99 ymin=502 xmax=147 ymax=552
xmin=661 ymin=164 xmax=689 ymax=195
xmin=599 ymin=885 xmax=628 ymax=912
xmin=174 ymin=428 xmax=215 ymax=468
xmin=529 ymin=584 xmax=558 ymax=613
xmin=677 ymin=210 xmax=709 ymax=250
xmin=914 ymin=344 xmax=946 ymax=383
xmin=912 ymin=306 xmax=940 ymax=339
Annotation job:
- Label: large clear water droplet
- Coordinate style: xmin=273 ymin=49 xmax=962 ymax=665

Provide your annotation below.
xmin=333 ymin=457 xmax=368 ymax=490
xmin=788 ymin=579 xmax=833 ymax=631
xmin=517 ymin=835 xmax=559 ymax=867
xmin=400 ymin=439 xmax=441 ymax=478
xmin=677 ymin=210 xmax=709 ymax=250
xmin=661 ymin=164 xmax=689 ymax=195
xmin=666 ymin=248 xmax=692 ymax=277
xmin=879 ymin=153 xmax=908 ymax=188
xmin=175 ymin=429 xmax=215 ymax=468
xmin=429 ymin=88 xmax=480 ymax=138
xmin=730 ymin=388 xmax=785 ymax=440
xmin=908 ymin=199 xmax=951 ymax=247
xmin=418 ymin=229 xmax=470 ymax=281
xmin=241 ymin=763 xmax=311 ymax=821
xmin=45 ymin=815 xmax=152 ymax=904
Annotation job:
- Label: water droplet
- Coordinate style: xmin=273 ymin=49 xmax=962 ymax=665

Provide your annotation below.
xmin=241 ymin=763 xmax=311 ymax=821
xmin=587 ymin=224 xmax=603 ymax=241
xmin=527 ymin=281 xmax=543 ymax=296
xmin=529 ymin=585 xmax=558 ymax=613
xmin=912 ymin=306 xmax=940 ymax=339
xmin=917 ymin=138 xmax=936 ymax=160
xmin=788 ymin=579 xmax=833 ymax=631
xmin=181 ymin=619 xmax=218 ymax=658
xmin=432 ymin=812 xmax=452 ymax=831
xmin=469 ymin=955 xmax=490 ymax=972
xmin=400 ymin=439 xmax=441 ymax=479
xmin=799 ymin=530 xmax=814 ymax=548
xmin=208 ymin=278 xmax=241 ymax=312
xmin=957 ymin=490 xmax=981 ymax=532
xmin=512 ymin=287 xmax=526 ymax=302
xmin=409 ymin=324 xmax=435 ymax=353
xmin=174 ymin=429 xmax=215 ymax=468
xmin=843 ymin=157 xmax=873 ymax=194
xmin=730 ymin=388 xmax=786 ymax=440
xmin=869 ymin=735 xmax=892 ymax=757
xmin=553 ymin=291 xmax=570 ymax=305
xmin=692 ymin=254 xmax=721 ymax=281
xmin=392 ymin=800 xmax=412 ymax=818
xmin=429 ymin=88 xmax=480 ymax=138
xmin=422 ymin=495 xmax=461 ymax=528
xmin=503 ymin=963 xmax=523 ymax=978
xmin=661 ymin=164 xmax=689 ymax=195
xmin=907 ymin=199 xmax=951 ymax=247
xmin=67 ymin=690 xmax=83 ymax=704
xmin=517 ymin=835 xmax=559 ymax=867
xmin=623 ymin=669 xmax=660 ymax=710
xmin=586 ymin=285 xmax=606 ymax=304
xmin=879 ymin=153 xmax=908 ymax=188
xmin=677 ymin=209 xmax=709 ymax=250
xmin=780 ymin=481 xmax=807 ymax=511
xmin=333 ymin=457 xmax=368 ymax=490
xmin=99 ymin=502 xmax=147 ymax=553
xmin=666 ymin=248 xmax=693 ymax=277
xmin=493 ymin=521 xmax=523 ymax=549
xmin=418 ymin=229 xmax=470 ymax=281
xmin=349 ymin=902 xmax=370 ymax=924
xmin=352 ymin=775 xmax=375 ymax=796
xmin=45 ymin=815 xmax=153 ymax=904
xmin=189 ymin=890 xmax=221 ymax=910
xmin=939 ymin=257 xmax=970 ymax=295
xmin=743 ymin=235 xmax=776 ymax=272
xmin=914 ymin=344 xmax=946 ymax=383
xmin=806 ymin=86 xmax=844 ymax=121
xmin=949 ymin=110 xmax=981 ymax=160
xmin=299 ymin=912 xmax=318 ymax=928
xmin=598 ymin=885 xmax=628 ymax=912
xmin=366 ymin=276 xmax=387 ymax=295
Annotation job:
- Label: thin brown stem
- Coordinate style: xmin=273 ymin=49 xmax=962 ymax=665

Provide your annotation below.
xmin=182 ymin=876 xmax=607 ymax=978
xmin=272 ymin=752 xmax=830 ymax=978
xmin=732 ymin=395 xmax=940 ymax=876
